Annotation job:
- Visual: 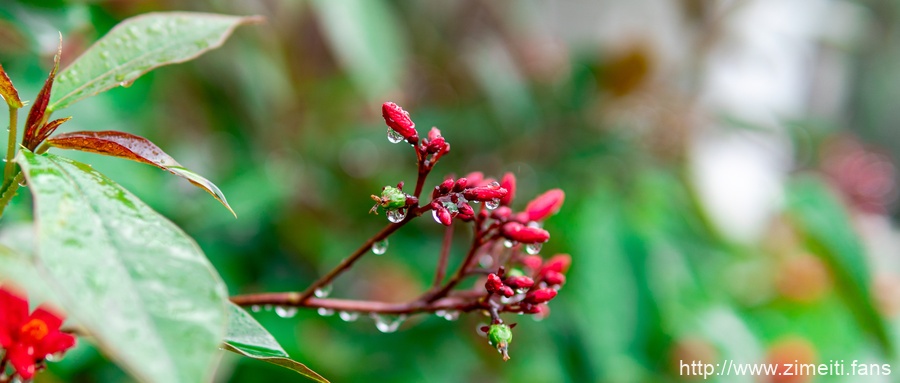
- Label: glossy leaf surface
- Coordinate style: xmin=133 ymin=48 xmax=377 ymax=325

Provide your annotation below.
xmin=224 ymin=303 xmax=330 ymax=383
xmin=47 ymin=130 xmax=235 ymax=216
xmin=17 ymin=150 xmax=229 ymax=383
xmin=49 ymin=12 xmax=261 ymax=111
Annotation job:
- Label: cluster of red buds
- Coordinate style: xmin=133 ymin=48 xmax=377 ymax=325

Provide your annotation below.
xmin=233 ymin=101 xmax=569 ymax=363
xmin=0 ymin=285 xmax=76 ymax=381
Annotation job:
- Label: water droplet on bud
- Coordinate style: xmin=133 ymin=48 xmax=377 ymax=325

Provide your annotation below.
xmin=317 ymin=307 xmax=335 ymax=317
xmin=251 ymin=305 xmax=261 ymax=312
xmin=485 ymin=198 xmax=500 ymax=210
xmin=339 ymin=311 xmax=359 ymax=322
xmin=525 ymin=242 xmax=542 ymax=255
xmin=371 ymin=239 xmax=389 ymax=255
xmin=386 ymin=209 xmax=406 ymax=223
xmin=314 ymin=284 xmax=333 ymax=298
xmin=503 ymin=239 xmax=516 ymax=248
xmin=275 ymin=306 xmax=298 ymax=318
xmin=371 ymin=313 xmax=406 ymax=333
xmin=264 ymin=304 xmax=273 ymax=311
xmin=387 ymin=128 xmax=404 ymax=143
xmin=432 ymin=209 xmax=441 ymax=224
xmin=441 ymin=310 xmax=460 ymax=321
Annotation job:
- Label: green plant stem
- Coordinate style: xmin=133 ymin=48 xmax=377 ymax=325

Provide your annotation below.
xmin=4 ymin=105 xmax=17 ymax=181
xmin=0 ymin=172 xmax=23 ymax=218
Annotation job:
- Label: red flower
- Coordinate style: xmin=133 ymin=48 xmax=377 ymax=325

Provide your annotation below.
xmin=485 ymin=273 xmax=504 ymax=295
xmin=540 ymin=254 xmax=571 ymax=275
xmin=501 ymin=222 xmax=550 ymax=244
xmin=382 ymin=102 xmax=418 ymax=142
xmin=524 ymin=288 xmax=557 ymax=304
xmin=463 ymin=185 xmax=508 ymax=202
xmin=543 ymin=270 xmax=566 ymax=286
xmin=0 ymin=286 xmax=76 ymax=380
xmin=524 ymin=189 xmax=565 ymax=221
xmin=504 ymin=276 xmax=535 ymax=290
xmin=499 ymin=172 xmax=516 ymax=206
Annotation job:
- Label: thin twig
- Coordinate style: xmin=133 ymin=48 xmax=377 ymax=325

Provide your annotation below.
xmin=4 ymin=105 xmax=17 ymax=180
xmin=232 ymin=290 xmax=486 ymax=315
xmin=432 ymin=224 xmax=454 ymax=287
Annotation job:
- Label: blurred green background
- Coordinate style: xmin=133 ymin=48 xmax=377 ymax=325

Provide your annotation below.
xmin=3 ymin=0 xmax=900 ymax=382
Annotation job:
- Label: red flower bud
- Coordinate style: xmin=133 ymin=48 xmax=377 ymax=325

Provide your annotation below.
xmin=504 ymin=276 xmax=534 ymax=290
xmin=500 ymin=286 xmax=515 ymax=298
xmin=524 ymin=188 xmax=565 ymax=221
xmin=464 ymin=172 xmax=484 ymax=186
xmin=458 ymin=202 xmax=474 ymax=216
xmin=500 ymin=172 xmax=516 ymax=206
xmin=485 ymin=273 xmax=504 ymax=294
xmin=543 ymin=270 xmax=566 ymax=286
xmin=427 ymin=126 xmax=442 ymax=141
xmin=520 ymin=255 xmax=543 ymax=271
xmin=501 ymin=222 xmax=550 ymax=244
xmin=491 ymin=206 xmax=512 ymax=220
xmin=525 ymin=288 xmax=557 ymax=304
xmin=382 ymin=102 xmax=417 ymax=141
xmin=425 ymin=137 xmax=447 ymax=154
xmin=438 ymin=178 xmax=454 ymax=195
xmin=463 ymin=185 xmax=508 ymax=202
xmin=540 ymin=254 xmax=571 ymax=275
xmin=436 ymin=206 xmax=453 ymax=226
xmin=453 ymin=178 xmax=468 ymax=192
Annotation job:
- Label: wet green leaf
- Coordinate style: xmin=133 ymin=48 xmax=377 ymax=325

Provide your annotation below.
xmin=224 ymin=303 xmax=330 ymax=383
xmin=47 ymin=131 xmax=235 ymax=216
xmin=17 ymin=149 xmax=230 ymax=383
xmin=49 ymin=12 xmax=262 ymax=111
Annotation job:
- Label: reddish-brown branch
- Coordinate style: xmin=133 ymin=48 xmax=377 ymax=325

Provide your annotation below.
xmin=433 ymin=224 xmax=454 ymax=287
xmin=231 ymin=290 xmax=486 ymax=315
xmin=422 ymin=228 xmax=486 ymax=303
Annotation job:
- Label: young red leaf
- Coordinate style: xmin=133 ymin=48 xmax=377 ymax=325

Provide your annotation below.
xmin=46 ymin=131 xmax=236 ymax=217
xmin=23 ymin=41 xmax=62 ymax=149
xmin=0 ymin=63 xmax=23 ymax=108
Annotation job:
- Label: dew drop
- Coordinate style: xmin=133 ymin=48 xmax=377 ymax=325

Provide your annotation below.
xmin=45 ymin=351 xmax=65 ymax=362
xmin=339 ymin=311 xmax=359 ymax=322
xmin=503 ymin=239 xmax=516 ymax=248
xmin=432 ymin=209 xmax=442 ymax=224
xmin=441 ymin=310 xmax=460 ymax=321
xmin=527 ymin=221 xmax=542 ymax=228
xmin=251 ymin=305 xmax=261 ymax=312
xmin=479 ymin=254 xmax=494 ymax=268
xmin=371 ymin=239 xmax=388 ymax=255
xmin=275 ymin=306 xmax=298 ymax=318
xmin=317 ymin=307 xmax=335 ymax=317
xmin=387 ymin=128 xmax=404 ymax=143
xmin=525 ymin=242 xmax=542 ymax=255
xmin=489 ymin=181 xmax=500 ymax=188
xmin=485 ymin=198 xmax=500 ymax=210
xmin=314 ymin=284 xmax=333 ymax=298
xmin=263 ymin=304 xmax=273 ymax=311
xmin=371 ymin=313 xmax=406 ymax=333
xmin=386 ymin=209 xmax=406 ymax=223
xmin=476 ymin=323 xmax=489 ymax=337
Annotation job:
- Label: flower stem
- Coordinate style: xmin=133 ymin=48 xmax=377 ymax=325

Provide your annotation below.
xmin=432 ymin=224 xmax=454 ymax=287
xmin=4 ymin=105 xmax=17 ymax=181
xmin=231 ymin=290 xmax=486 ymax=315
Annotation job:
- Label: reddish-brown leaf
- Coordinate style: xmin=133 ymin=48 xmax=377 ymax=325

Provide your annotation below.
xmin=0 ymin=63 xmax=23 ymax=108
xmin=47 ymin=130 xmax=235 ymax=216
xmin=23 ymin=41 xmax=62 ymax=148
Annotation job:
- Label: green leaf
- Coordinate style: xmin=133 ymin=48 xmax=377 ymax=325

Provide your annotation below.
xmin=786 ymin=176 xmax=891 ymax=354
xmin=49 ymin=12 xmax=262 ymax=111
xmin=224 ymin=303 xmax=330 ymax=383
xmin=17 ymin=150 xmax=230 ymax=383
xmin=47 ymin=130 xmax=235 ymax=216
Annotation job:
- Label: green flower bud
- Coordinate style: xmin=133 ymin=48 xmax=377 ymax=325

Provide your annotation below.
xmin=488 ymin=323 xmax=513 ymax=361
xmin=488 ymin=323 xmax=512 ymax=348
xmin=380 ymin=186 xmax=407 ymax=210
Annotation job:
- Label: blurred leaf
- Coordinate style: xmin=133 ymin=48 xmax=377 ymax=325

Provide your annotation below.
xmin=48 ymin=12 xmax=262 ymax=111
xmin=17 ymin=150 xmax=229 ymax=383
xmin=786 ymin=176 xmax=891 ymax=354
xmin=311 ymin=0 xmax=407 ymax=101
xmin=0 ymin=241 xmax=58 ymax=305
xmin=0 ymin=63 xmax=23 ymax=108
xmin=47 ymin=130 xmax=235 ymax=216
xmin=224 ymin=303 xmax=330 ymax=383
